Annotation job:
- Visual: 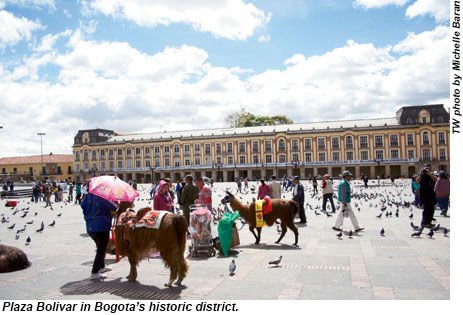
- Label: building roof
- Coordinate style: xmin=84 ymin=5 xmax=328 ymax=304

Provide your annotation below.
xmin=107 ymin=117 xmax=400 ymax=143
xmin=0 ymin=154 xmax=73 ymax=165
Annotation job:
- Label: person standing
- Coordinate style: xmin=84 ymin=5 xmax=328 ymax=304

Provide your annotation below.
xmin=363 ymin=175 xmax=368 ymax=188
xmin=81 ymin=192 xmax=118 ymax=280
xmin=180 ymin=175 xmax=199 ymax=226
xmin=257 ymin=179 xmax=271 ymax=200
xmin=153 ymin=180 xmax=174 ymax=212
xmin=269 ymin=175 xmax=281 ymax=199
xmin=68 ymin=182 xmax=74 ymax=202
xmin=33 ymin=184 xmax=41 ymax=203
xmin=434 ymin=171 xmax=450 ymax=216
xmin=75 ymin=183 xmax=82 ymax=205
xmin=195 ymin=177 xmax=212 ymax=212
xmin=321 ymin=174 xmax=336 ymax=213
xmin=333 ymin=171 xmax=364 ymax=232
xmin=236 ymin=178 xmax=242 ymax=193
xmin=150 ymin=181 xmax=156 ymax=199
xmin=411 ymin=176 xmax=420 ymax=207
xmin=9 ymin=182 xmax=14 ymax=196
xmin=312 ymin=177 xmax=318 ymax=196
xmin=416 ymin=166 xmax=437 ymax=228
xmin=244 ymin=178 xmax=249 ymax=190
xmin=44 ymin=183 xmax=52 ymax=207
xmin=175 ymin=180 xmax=182 ymax=204
xmin=292 ymin=176 xmax=307 ymax=224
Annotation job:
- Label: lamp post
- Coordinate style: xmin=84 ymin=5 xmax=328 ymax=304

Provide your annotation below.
xmin=374 ymin=158 xmax=383 ymax=180
xmin=91 ymin=165 xmax=97 ymax=178
xmin=150 ymin=166 xmax=156 ymax=182
xmin=292 ymin=160 xmax=299 ymax=178
xmin=214 ymin=163 xmax=223 ymax=182
xmin=37 ymin=133 xmax=46 ymax=178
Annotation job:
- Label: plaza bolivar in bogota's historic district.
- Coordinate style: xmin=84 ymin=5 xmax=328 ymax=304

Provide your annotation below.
xmin=0 ymin=104 xmax=450 ymax=300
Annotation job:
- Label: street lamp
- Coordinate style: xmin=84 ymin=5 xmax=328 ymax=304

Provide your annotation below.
xmin=214 ymin=163 xmax=223 ymax=182
xmin=374 ymin=158 xmax=383 ymax=179
xmin=91 ymin=165 xmax=97 ymax=178
xmin=150 ymin=166 xmax=156 ymax=182
xmin=37 ymin=133 xmax=46 ymax=177
xmin=292 ymin=160 xmax=299 ymax=178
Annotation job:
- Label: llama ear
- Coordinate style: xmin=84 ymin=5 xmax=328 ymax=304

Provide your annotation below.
xmin=226 ymin=190 xmax=233 ymax=197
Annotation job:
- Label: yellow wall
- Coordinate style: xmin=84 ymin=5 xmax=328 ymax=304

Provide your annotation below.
xmin=0 ymin=162 xmax=73 ymax=181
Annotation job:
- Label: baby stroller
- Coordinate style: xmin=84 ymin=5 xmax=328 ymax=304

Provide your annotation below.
xmin=188 ymin=204 xmax=215 ymax=258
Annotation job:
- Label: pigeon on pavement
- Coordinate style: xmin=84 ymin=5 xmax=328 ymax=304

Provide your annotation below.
xmin=229 ymin=259 xmax=236 ymax=275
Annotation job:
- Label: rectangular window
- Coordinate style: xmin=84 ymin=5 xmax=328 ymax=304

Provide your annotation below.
xmin=154 ymin=146 xmax=160 ymax=156
xmin=76 ymin=164 xmax=80 ymax=172
xmin=117 ymin=148 xmax=123 ymax=158
xmin=439 ymin=149 xmax=446 ymax=160
xmin=145 ymin=160 xmax=150 ymax=167
xmin=92 ymin=150 xmax=97 ymax=160
xmin=164 ymin=158 xmax=170 ymax=166
xmin=253 ymin=155 xmax=259 ymax=163
xmin=360 ymin=151 xmax=369 ymax=160
xmin=239 ymin=156 xmax=246 ymax=164
xmin=174 ymin=159 xmax=180 ymax=167
xmin=195 ymin=157 xmax=201 ymax=165
xmin=278 ymin=140 xmax=286 ymax=151
xmin=239 ymin=142 xmax=246 ymax=153
xmin=135 ymin=147 xmax=141 ymax=158
xmin=407 ymin=134 xmax=414 ymax=146
xmin=109 ymin=161 xmax=114 ymax=170
xmin=216 ymin=156 xmax=222 ymax=164
xmin=174 ymin=145 xmax=180 ymax=155
xmin=278 ymin=155 xmax=286 ymax=163
xmin=154 ymin=159 xmax=160 ymax=167
xmin=346 ymin=151 xmax=354 ymax=160
xmin=317 ymin=138 xmax=325 ymax=150
xmin=144 ymin=147 xmax=150 ymax=156
xmin=390 ymin=149 xmax=399 ymax=159
xmin=75 ymin=151 xmax=80 ymax=161
xmin=216 ymin=143 xmax=222 ymax=154
xmin=345 ymin=136 xmax=353 ymax=149
xmin=194 ymin=144 xmax=200 ymax=154
xmin=304 ymin=139 xmax=312 ymax=150
xmin=291 ymin=139 xmax=299 ymax=151
xmin=422 ymin=132 xmax=430 ymax=145
xmin=438 ymin=132 xmax=445 ymax=144
xmin=164 ymin=145 xmax=170 ymax=154
xmin=227 ymin=156 xmax=233 ymax=164
xmin=407 ymin=150 xmax=415 ymax=159
xmin=422 ymin=149 xmax=431 ymax=161
xmin=332 ymin=152 xmax=340 ymax=161
xmin=390 ymin=134 xmax=399 ymax=146
xmin=83 ymin=150 xmax=88 ymax=160
xmin=117 ymin=161 xmax=122 ymax=169
xmin=126 ymin=148 xmax=132 ymax=158
xmin=265 ymin=140 xmax=272 ymax=152
xmin=185 ymin=158 xmax=190 ymax=166
xmin=318 ymin=152 xmax=326 ymax=161
xmin=374 ymin=135 xmax=383 ymax=147
xmin=375 ymin=150 xmax=384 ymax=159
xmin=265 ymin=154 xmax=272 ymax=163
xmin=252 ymin=141 xmax=259 ymax=153
xmin=108 ymin=149 xmax=114 ymax=159
xmin=359 ymin=136 xmax=368 ymax=148
xmin=205 ymin=143 xmax=211 ymax=155
xmin=305 ymin=153 xmax=312 ymax=162
xmin=135 ymin=160 xmax=141 ymax=168
xmin=126 ymin=160 xmax=132 ymax=169
xmin=227 ymin=142 xmax=233 ymax=153
xmin=100 ymin=149 xmax=105 ymax=159
xmin=292 ymin=153 xmax=299 ymax=162
xmin=183 ymin=144 xmax=190 ymax=154
xmin=331 ymin=137 xmax=339 ymax=150
xmin=100 ymin=162 xmax=105 ymax=171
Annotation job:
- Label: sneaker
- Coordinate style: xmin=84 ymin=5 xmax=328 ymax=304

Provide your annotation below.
xmin=355 ymin=228 xmax=365 ymax=232
xmin=99 ymin=266 xmax=112 ymax=273
xmin=90 ymin=272 xmax=107 ymax=280
xmin=332 ymin=227 xmax=342 ymax=231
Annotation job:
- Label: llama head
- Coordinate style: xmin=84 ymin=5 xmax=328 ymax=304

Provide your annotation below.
xmin=221 ymin=191 xmax=234 ymax=204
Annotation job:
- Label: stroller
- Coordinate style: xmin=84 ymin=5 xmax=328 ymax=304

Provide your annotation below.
xmin=188 ymin=204 xmax=215 ymax=258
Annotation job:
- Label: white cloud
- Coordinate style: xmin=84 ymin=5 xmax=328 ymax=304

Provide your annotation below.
xmin=258 ymin=34 xmax=270 ymax=42
xmin=353 ymin=0 xmax=409 ymax=9
xmin=0 ymin=26 xmax=449 ymax=156
xmin=405 ymin=0 xmax=449 ymax=22
xmin=83 ymin=0 xmax=271 ymax=40
xmin=0 ymin=10 xmax=43 ymax=49
xmin=1 ymin=0 xmax=55 ymax=10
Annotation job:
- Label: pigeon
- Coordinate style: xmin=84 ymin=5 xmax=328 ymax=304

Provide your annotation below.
xmin=376 ymin=213 xmax=382 ymax=218
xmin=26 ymin=236 xmax=31 ymax=245
xmin=269 ymin=256 xmax=283 ymax=266
xmin=314 ymin=211 xmax=321 ymax=215
xmin=348 ymin=230 xmax=353 ymax=238
xmin=276 ymin=224 xmax=282 ymax=233
xmin=395 ymin=211 xmax=399 ymax=218
xmin=17 ymin=225 xmax=26 ymax=233
xmin=48 ymin=220 xmax=55 ymax=227
xmin=380 ymin=228 xmax=385 ymax=237
xmin=431 ymin=224 xmax=440 ymax=232
xmin=427 ymin=229 xmax=434 ymax=239
xmin=15 ymin=233 xmax=20 ymax=240
xmin=409 ymin=213 xmax=413 ymax=219
xmin=336 ymin=232 xmax=343 ymax=239
xmin=229 ymin=259 xmax=236 ymax=275
xmin=26 ymin=220 xmax=33 ymax=224
xmin=21 ymin=212 xmax=28 ymax=218
xmin=36 ymin=223 xmax=44 ymax=233
xmin=411 ymin=228 xmax=423 ymax=237
xmin=410 ymin=222 xmax=420 ymax=230
xmin=7 ymin=223 xmax=15 ymax=230
xmin=325 ymin=212 xmax=332 ymax=217
xmin=34 ymin=212 xmax=38 ymax=216
xmin=442 ymin=228 xmax=449 ymax=237
xmin=57 ymin=213 xmax=62 ymax=217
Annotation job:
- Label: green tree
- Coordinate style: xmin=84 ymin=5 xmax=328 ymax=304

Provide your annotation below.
xmin=225 ymin=109 xmax=293 ymax=128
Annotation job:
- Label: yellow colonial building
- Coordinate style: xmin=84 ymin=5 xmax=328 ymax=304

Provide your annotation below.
xmin=0 ymin=154 xmax=73 ymax=182
xmin=72 ymin=104 xmax=450 ymax=182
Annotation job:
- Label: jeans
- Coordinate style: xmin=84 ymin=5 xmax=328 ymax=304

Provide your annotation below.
xmin=436 ymin=196 xmax=449 ymax=214
xmin=88 ymin=231 xmax=110 ymax=274
xmin=322 ymin=193 xmax=336 ymax=212
xmin=297 ymin=202 xmax=306 ymax=223
xmin=34 ymin=194 xmax=39 ymax=203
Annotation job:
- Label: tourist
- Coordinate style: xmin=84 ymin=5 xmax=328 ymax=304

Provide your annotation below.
xmin=269 ymin=175 xmax=281 ymax=199
xmin=175 ymin=181 xmax=182 ymax=204
xmin=180 ymin=175 xmax=199 ymax=225
xmin=434 ymin=171 xmax=450 ymax=216
xmin=236 ymin=178 xmax=242 ymax=193
xmin=257 ymin=179 xmax=270 ymax=200
xmin=411 ymin=176 xmax=420 ymax=207
xmin=32 ymin=184 xmax=41 ymax=203
xmin=81 ymin=192 xmax=118 ymax=280
xmin=44 ymin=183 xmax=52 ymax=207
xmin=150 ymin=181 xmax=156 ymax=199
xmin=416 ymin=166 xmax=437 ymax=228
xmin=9 ymin=182 xmax=14 ymax=196
xmin=75 ymin=183 xmax=82 ymax=205
xmin=333 ymin=171 xmax=364 ymax=232
xmin=132 ymin=181 xmax=137 ymax=190
xmin=363 ymin=174 xmax=368 ymax=188
xmin=244 ymin=178 xmax=249 ymax=190
xmin=68 ymin=182 xmax=74 ymax=202
xmin=292 ymin=176 xmax=307 ymax=224
xmin=312 ymin=177 xmax=318 ymax=195
xmin=195 ymin=177 xmax=212 ymax=212
xmin=153 ymin=180 xmax=174 ymax=212
xmin=321 ymin=174 xmax=336 ymax=213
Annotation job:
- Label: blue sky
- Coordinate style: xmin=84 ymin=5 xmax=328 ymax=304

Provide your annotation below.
xmin=0 ymin=0 xmax=450 ymax=156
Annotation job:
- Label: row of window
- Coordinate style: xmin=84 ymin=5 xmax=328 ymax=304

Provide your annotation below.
xmin=75 ymin=131 xmax=447 ymax=161
xmin=75 ymin=148 xmax=447 ymax=172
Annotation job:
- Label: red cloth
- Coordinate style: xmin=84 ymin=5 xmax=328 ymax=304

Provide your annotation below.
xmin=262 ymin=201 xmax=272 ymax=215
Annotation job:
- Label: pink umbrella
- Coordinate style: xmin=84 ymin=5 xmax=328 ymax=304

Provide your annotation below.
xmin=89 ymin=175 xmax=139 ymax=202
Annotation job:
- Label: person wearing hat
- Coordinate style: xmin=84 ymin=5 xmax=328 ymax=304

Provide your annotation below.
xmin=180 ymin=175 xmax=199 ymax=226
xmin=292 ymin=176 xmax=307 ymax=224
xmin=434 ymin=171 xmax=450 ymax=216
xmin=333 ymin=171 xmax=364 ymax=232
xmin=321 ymin=174 xmax=336 ymax=213
xmin=416 ymin=166 xmax=438 ymax=227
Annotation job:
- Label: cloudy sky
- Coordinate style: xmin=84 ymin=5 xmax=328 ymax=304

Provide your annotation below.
xmin=0 ymin=0 xmax=450 ymax=157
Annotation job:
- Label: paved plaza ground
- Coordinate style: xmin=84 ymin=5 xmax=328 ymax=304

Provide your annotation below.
xmin=0 ymin=180 xmax=450 ymax=300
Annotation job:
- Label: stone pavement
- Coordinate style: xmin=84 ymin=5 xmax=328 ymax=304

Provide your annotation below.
xmin=0 ymin=180 xmax=450 ymax=300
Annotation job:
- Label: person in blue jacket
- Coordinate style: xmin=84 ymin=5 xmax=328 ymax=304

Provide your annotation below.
xmin=81 ymin=193 xmax=118 ymax=280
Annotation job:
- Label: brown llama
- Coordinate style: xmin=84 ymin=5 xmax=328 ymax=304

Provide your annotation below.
xmin=115 ymin=203 xmax=189 ymax=287
xmin=0 ymin=244 xmax=31 ymax=273
xmin=221 ymin=191 xmax=300 ymax=246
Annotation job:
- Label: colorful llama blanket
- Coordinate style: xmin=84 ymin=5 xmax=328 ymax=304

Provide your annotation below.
xmin=255 ymin=198 xmax=272 ymax=228
xmin=117 ymin=210 xmax=169 ymax=229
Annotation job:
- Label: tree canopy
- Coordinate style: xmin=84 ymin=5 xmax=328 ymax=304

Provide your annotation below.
xmin=225 ymin=109 xmax=293 ymax=128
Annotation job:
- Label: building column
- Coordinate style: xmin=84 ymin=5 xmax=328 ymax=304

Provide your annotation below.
xmin=354 ymin=166 xmax=360 ymax=178
xmin=234 ymin=169 xmax=239 ymax=181
xmin=370 ymin=165 xmax=376 ymax=178
xmin=399 ymin=165 xmax=405 ymax=178
xmin=200 ymin=170 xmax=206 ymax=178
xmin=385 ymin=165 xmax=391 ymax=177
xmin=327 ymin=166 xmax=332 ymax=176
xmin=313 ymin=167 xmax=318 ymax=177
xmin=211 ymin=170 xmax=217 ymax=181
xmin=248 ymin=169 xmax=253 ymax=180
xmin=288 ymin=167 xmax=293 ymax=177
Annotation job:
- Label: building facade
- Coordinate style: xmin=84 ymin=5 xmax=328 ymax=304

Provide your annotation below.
xmin=72 ymin=105 xmax=450 ymax=182
xmin=0 ymin=154 xmax=74 ymax=182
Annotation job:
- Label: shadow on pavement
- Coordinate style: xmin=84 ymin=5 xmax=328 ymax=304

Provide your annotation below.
xmin=236 ymin=243 xmax=301 ymax=250
xmin=60 ymin=276 xmax=185 ymax=300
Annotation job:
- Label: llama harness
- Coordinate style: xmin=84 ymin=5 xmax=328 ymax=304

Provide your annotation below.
xmin=117 ymin=210 xmax=169 ymax=229
xmin=255 ymin=197 xmax=272 ymax=228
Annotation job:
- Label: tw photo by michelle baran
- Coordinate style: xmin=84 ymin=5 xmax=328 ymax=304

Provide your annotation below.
xmin=452 ymin=0 xmax=462 ymax=134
